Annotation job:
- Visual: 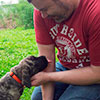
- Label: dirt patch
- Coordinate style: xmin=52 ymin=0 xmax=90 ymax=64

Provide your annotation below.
xmin=0 ymin=18 xmax=17 ymax=30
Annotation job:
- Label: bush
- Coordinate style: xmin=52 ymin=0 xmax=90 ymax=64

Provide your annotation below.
xmin=14 ymin=2 xmax=34 ymax=29
xmin=0 ymin=1 xmax=34 ymax=29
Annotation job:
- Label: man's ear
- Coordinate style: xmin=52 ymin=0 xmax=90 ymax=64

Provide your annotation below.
xmin=21 ymin=68 xmax=31 ymax=88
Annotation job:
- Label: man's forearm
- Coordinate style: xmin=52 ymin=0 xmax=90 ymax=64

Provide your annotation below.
xmin=41 ymin=82 xmax=54 ymax=100
xmin=47 ymin=65 xmax=100 ymax=85
xmin=37 ymin=44 xmax=55 ymax=100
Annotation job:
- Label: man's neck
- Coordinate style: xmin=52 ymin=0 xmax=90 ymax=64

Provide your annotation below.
xmin=74 ymin=0 xmax=80 ymax=9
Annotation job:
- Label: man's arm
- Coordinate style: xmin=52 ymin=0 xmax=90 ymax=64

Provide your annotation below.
xmin=31 ymin=65 xmax=100 ymax=87
xmin=47 ymin=65 xmax=100 ymax=85
xmin=37 ymin=43 xmax=55 ymax=100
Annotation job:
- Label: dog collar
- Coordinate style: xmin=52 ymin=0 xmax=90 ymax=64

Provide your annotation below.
xmin=10 ymin=72 xmax=22 ymax=85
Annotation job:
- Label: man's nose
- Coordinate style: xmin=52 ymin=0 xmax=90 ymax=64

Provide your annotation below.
xmin=40 ymin=11 xmax=48 ymax=18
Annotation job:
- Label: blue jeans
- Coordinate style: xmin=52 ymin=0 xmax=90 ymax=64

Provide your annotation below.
xmin=31 ymin=62 xmax=100 ymax=100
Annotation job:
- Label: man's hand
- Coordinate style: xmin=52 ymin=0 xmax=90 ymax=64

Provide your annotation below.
xmin=31 ymin=72 xmax=49 ymax=86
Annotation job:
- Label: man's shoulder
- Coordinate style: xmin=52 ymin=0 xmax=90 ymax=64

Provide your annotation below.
xmin=82 ymin=0 xmax=100 ymax=22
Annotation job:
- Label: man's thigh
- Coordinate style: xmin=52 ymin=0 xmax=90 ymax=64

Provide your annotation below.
xmin=31 ymin=82 xmax=69 ymax=100
xmin=59 ymin=84 xmax=100 ymax=100
xmin=31 ymin=86 xmax=42 ymax=100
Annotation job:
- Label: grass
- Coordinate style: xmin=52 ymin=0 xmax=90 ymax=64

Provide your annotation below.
xmin=0 ymin=28 xmax=38 ymax=100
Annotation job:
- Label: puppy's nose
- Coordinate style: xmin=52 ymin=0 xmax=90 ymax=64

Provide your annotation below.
xmin=47 ymin=59 xmax=52 ymax=63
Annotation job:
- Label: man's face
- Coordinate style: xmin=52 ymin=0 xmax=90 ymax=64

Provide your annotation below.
xmin=31 ymin=0 xmax=75 ymax=23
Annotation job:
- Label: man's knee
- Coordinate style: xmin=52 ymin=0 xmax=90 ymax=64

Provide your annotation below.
xmin=31 ymin=86 xmax=42 ymax=100
xmin=59 ymin=84 xmax=100 ymax=100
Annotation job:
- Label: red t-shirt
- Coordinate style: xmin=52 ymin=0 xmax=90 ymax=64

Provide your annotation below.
xmin=34 ymin=0 xmax=100 ymax=69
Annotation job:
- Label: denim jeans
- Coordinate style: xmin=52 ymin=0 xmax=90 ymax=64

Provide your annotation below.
xmin=31 ymin=62 xmax=100 ymax=100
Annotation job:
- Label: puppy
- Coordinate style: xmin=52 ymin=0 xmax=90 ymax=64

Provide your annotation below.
xmin=0 ymin=56 xmax=48 ymax=100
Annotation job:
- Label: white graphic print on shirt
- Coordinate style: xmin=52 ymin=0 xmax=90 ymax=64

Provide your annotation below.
xmin=49 ymin=24 xmax=90 ymax=68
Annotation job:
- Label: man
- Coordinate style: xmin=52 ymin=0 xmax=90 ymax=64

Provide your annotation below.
xmin=28 ymin=0 xmax=100 ymax=100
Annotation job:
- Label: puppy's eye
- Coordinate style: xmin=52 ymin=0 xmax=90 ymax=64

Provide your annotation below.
xmin=30 ymin=56 xmax=36 ymax=60
xmin=27 ymin=56 xmax=36 ymax=61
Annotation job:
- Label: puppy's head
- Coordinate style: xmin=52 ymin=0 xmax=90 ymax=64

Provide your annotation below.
xmin=19 ymin=56 xmax=48 ymax=88
xmin=26 ymin=56 xmax=48 ymax=74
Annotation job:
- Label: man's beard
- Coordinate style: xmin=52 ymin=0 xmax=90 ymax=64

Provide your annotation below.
xmin=54 ymin=16 xmax=67 ymax=23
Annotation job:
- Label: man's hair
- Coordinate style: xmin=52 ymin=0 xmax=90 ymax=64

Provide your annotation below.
xmin=27 ymin=0 xmax=32 ymax=3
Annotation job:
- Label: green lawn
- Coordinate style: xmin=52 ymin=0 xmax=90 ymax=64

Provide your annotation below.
xmin=0 ymin=28 xmax=38 ymax=100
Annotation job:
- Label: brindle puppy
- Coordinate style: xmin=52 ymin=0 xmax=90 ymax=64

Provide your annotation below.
xmin=0 ymin=56 xmax=48 ymax=100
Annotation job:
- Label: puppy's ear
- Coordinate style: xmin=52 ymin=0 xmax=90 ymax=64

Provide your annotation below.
xmin=21 ymin=68 xmax=31 ymax=88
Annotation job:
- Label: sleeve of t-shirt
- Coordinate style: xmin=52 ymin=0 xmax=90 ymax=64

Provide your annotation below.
xmin=88 ymin=8 xmax=100 ymax=66
xmin=34 ymin=9 xmax=54 ymax=45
